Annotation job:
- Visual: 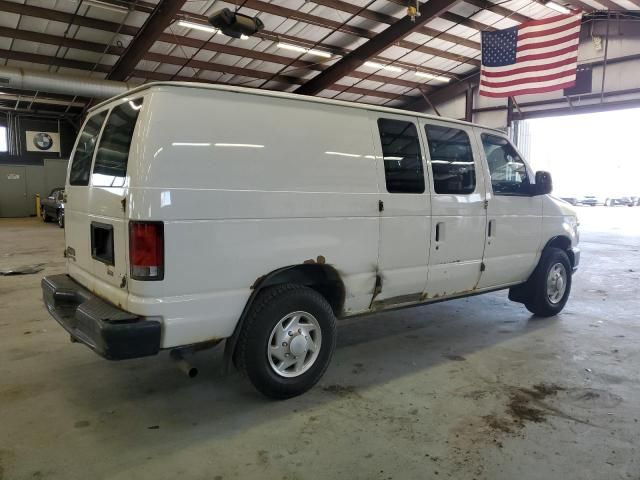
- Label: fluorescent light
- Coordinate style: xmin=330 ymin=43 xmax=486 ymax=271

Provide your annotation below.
xmin=277 ymin=43 xmax=332 ymax=58
xmin=364 ymin=61 xmax=404 ymax=73
xmin=0 ymin=92 xmax=6 ymax=95
xmin=545 ymin=1 xmax=571 ymax=14
xmin=84 ymin=0 xmax=128 ymax=13
xmin=177 ymin=20 xmax=217 ymax=33
xmin=415 ymin=71 xmax=451 ymax=83
xmin=325 ymin=151 xmax=361 ymax=158
xmin=214 ymin=143 xmax=264 ymax=148
xmin=172 ymin=142 xmax=211 ymax=147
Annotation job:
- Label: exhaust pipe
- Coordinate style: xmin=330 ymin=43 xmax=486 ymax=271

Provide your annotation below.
xmin=170 ymin=349 xmax=198 ymax=378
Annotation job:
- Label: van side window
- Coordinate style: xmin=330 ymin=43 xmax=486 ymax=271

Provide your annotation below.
xmin=92 ymin=99 xmax=143 ymax=187
xmin=425 ymin=125 xmax=476 ymax=195
xmin=377 ymin=118 xmax=425 ymax=194
xmin=69 ymin=111 xmax=107 ymax=186
xmin=481 ymin=134 xmax=530 ymax=196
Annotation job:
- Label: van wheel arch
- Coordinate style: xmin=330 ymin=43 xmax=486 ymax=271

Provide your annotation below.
xmin=223 ymin=263 xmax=345 ymax=368
xmin=509 ymin=236 xmax=573 ymax=305
xmin=543 ymin=236 xmax=574 ymax=268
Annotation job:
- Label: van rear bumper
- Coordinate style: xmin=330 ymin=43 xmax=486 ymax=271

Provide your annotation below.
xmin=42 ymin=274 xmax=161 ymax=360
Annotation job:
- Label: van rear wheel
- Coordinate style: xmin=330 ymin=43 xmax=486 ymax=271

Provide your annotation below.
xmin=524 ymin=247 xmax=572 ymax=317
xmin=235 ymin=284 xmax=336 ymax=399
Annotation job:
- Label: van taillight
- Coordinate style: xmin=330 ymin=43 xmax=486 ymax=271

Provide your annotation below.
xmin=129 ymin=221 xmax=164 ymax=281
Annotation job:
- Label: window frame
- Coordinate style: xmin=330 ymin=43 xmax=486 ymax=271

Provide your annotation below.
xmin=424 ymin=122 xmax=478 ymax=196
xmin=480 ymin=132 xmax=534 ymax=197
xmin=375 ymin=116 xmax=427 ymax=195
xmin=90 ymin=98 xmax=143 ymax=188
xmin=68 ymin=110 xmax=108 ymax=186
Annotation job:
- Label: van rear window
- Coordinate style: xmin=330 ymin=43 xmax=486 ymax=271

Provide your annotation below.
xmin=92 ymin=99 xmax=142 ymax=187
xmin=69 ymin=111 xmax=107 ymax=186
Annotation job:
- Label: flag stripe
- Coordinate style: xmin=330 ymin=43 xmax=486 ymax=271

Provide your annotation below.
xmin=480 ymin=68 xmax=578 ymax=88
xmin=480 ymin=75 xmax=576 ymax=94
xmin=518 ymin=20 xmax=582 ymax=42
xmin=518 ymin=15 xmax=580 ymax=35
xmin=481 ymin=51 xmax=578 ymax=75
xmin=516 ymin=42 xmax=579 ymax=63
xmin=479 ymin=80 xmax=577 ymax=98
xmin=517 ymin=31 xmax=580 ymax=52
xmin=481 ymin=55 xmax=578 ymax=78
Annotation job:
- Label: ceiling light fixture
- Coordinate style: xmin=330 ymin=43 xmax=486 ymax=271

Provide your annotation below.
xmin=84 ymin=0 xmax=128 ymax=13
xmin=415 ymin=71 xmax=451 ymax=82
xmin=177 ymin=20 xmax=218 ymax=33
xmin=364 ymin=61 xmax=404 ymax=73
xmin=277 ymin=43 xmax=332 ymax=58
xmin=544 ymin=1 xmax=571 ymax=14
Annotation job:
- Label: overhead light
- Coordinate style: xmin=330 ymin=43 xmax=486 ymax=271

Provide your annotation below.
xmin=177 ymin=20 xmax=217 ymax=33
xmin=325 ymin=151 xmax=361 ymax=158
xmin=545 ymin=1 xmax=571 ymax=14
xmin=215 ymin=143 xmax=264 ymax=148
xmin=415 ymin=71 xmax=451 ymax=82
xmin=277 ymin=43 xmax=332 ymax=58
xmin=364 ymin=61 xmax=404 ymax=73
xmin=172 ymin=142 xmax=211 ymax=147
xmin=84 ymin=0 xmax=128 ymax=13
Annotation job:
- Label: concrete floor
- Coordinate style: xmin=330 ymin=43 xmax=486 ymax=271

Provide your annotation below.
xmin=1 ymin=207 xmax=639 ymax=480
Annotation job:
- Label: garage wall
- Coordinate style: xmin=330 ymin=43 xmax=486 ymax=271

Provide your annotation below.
xmin=0 ymin=114 xmax=77 ymax=166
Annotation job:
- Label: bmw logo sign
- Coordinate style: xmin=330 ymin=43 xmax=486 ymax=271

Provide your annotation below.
xmin=33 ymin=132 xmax=54 ymax=151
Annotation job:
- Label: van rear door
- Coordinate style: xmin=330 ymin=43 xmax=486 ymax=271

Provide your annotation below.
xmin=87 ymin=99 xmax=144 ymax=300
xmin=65 ymin=110 xmax=109 ymax=291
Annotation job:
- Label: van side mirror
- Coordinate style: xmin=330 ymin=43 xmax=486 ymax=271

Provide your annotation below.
xmin=534 ymin=171 xmax=552 ymax=195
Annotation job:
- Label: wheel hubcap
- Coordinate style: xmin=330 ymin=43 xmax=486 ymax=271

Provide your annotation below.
xmin=546 ymin=262 xmax=567 ymax=304
xmin=267 ymin=311 xmax=321 ymax=378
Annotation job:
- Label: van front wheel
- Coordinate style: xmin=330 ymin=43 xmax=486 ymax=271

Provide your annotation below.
xmin=524 ymin=248 xmax=572 ymax=317
xmin=235 ymin=284 xmax=336 ymax=399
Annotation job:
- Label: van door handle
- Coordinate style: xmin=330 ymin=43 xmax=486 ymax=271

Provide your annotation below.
xmin=435 ymin=222 xmax=443 ymax=242
xmin=488 ymin=220 xmax=496 ymax=237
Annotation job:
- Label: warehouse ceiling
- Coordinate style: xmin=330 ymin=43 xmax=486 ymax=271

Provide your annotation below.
xmin=0 ymin=0 xmax=638 ymax=116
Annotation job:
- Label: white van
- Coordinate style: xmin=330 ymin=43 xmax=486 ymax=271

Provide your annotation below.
xmin=42 ymin=82 xmax=579 ymax=398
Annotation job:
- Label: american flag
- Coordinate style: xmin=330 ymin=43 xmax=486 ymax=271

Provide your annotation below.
xmin=479 ymin=14 xmax=582 ymax=98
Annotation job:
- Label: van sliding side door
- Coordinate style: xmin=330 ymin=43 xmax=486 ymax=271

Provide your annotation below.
xmin=370 ymin=114 xmax=431 ymax=307
xmin=420 ymin=119 xmax=488 ymax=298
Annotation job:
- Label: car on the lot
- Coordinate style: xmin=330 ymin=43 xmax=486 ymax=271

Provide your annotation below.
xmin=559 ymin=196 xmax=579 ymax=206
xmin=40 ymin=188 xmax=65 ymax=228
xmin=578 ymin=195 xmax=602 ymax=207
xmin=42 ymin=82 xmax=580 ymax=399
xmin=604 ymin=196 xmax=634 ymax=206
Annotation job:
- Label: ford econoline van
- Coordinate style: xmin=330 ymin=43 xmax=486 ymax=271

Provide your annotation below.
xmin=42 ymin=82 xmax=579 ymax=399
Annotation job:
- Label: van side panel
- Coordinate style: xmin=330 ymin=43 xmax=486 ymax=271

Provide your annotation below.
xmin=126 ymin=87 xmax=380 ymax=348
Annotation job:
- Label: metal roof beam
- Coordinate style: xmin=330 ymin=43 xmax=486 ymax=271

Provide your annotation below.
xmin=107 ymin=0 xmax=187 ymax=81
xmin=295 ymin=0 xmax=463 ymax=96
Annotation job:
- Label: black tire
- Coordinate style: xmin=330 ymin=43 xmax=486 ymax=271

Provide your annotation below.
xmin=57 ymin=211 xmax=64 ymax=228
xmin=524 ymin=247 xmax=572 ymax=317
xmin=41 ymin=207 xmax=50 ymax=222
xmin=235 ymin=284 xmax=337 ymax=399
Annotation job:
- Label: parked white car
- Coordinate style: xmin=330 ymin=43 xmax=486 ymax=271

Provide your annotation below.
xmin=42 ymin=83 xmax=580 ymax=398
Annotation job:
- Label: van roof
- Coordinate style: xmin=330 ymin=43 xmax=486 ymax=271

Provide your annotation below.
xmin=91 ymin=81 xmax=505 ymax=135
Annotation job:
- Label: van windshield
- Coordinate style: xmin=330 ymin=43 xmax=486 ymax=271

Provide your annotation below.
xmin=92 ymin=99 xmax=143 ymax=187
